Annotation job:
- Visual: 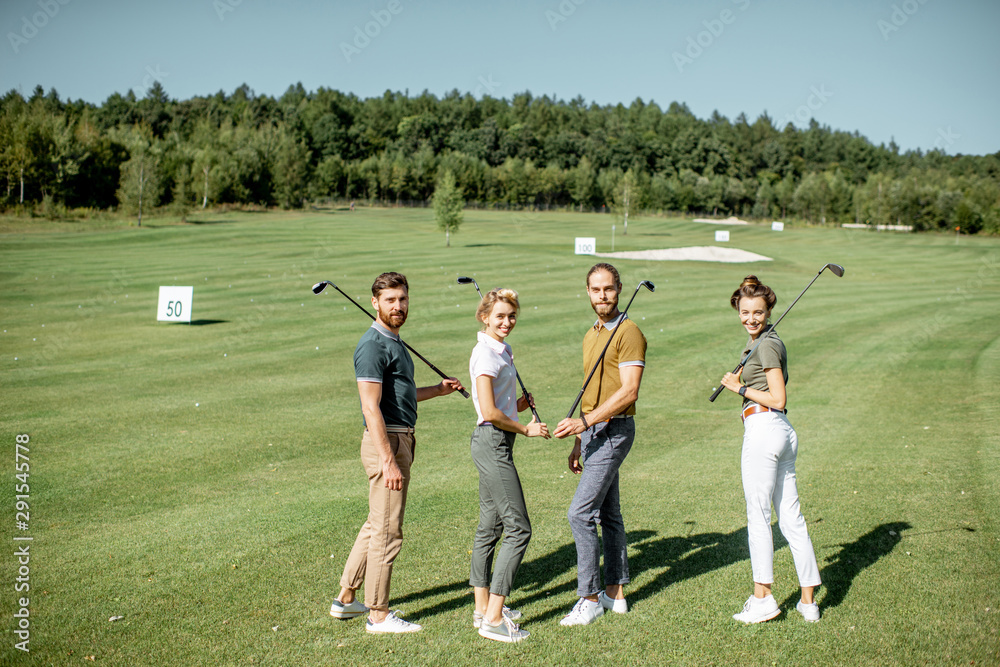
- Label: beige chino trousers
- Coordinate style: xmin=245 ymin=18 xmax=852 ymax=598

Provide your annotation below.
xmin=339 ymin=430 xmax=414 ymax=611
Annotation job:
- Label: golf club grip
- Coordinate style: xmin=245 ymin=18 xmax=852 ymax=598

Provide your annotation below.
xmin=400 ymin=340 xmax=470 ymax=399
xmin=516 ymin=374 xmax=541 ymax=423
xmin=708 ymin=362 xmax=745 ymax=402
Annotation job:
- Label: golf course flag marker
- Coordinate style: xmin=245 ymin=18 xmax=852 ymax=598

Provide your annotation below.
xmin=157 ymin=286 xmax=193 ymax=323
xmin=575 ymin=237 xmax=596 ymax=255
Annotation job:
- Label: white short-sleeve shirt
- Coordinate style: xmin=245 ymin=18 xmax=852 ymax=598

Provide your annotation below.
xmin=469 ymin=331 xmax=519 ymax=425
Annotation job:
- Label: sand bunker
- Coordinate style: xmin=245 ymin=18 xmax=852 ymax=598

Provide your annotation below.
xmin=692 ymin=216 xmax=750 ymax=225
xmin=594 ymin=246 xmax=772 ymax=263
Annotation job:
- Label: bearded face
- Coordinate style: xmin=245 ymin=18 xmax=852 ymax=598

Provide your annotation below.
xmin=373 ymin=287 xmax=408 ymax=330
xmin=587 ymin=269 xmax=621 ymax=320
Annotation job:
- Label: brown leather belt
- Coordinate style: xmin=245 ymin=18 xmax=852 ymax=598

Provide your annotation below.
xmin=741 ymin=404 xmax=786 ymax=422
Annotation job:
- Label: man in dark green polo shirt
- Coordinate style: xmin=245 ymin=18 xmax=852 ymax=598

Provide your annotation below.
xmin=329 ymin=272 xmax=463 ymax=634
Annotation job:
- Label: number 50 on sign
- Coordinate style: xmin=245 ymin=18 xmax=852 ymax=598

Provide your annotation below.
xmin=157 ymin=286 xmax=193 ymax=323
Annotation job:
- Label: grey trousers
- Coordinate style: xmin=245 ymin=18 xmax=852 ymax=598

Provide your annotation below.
xmin=567 ymin=417 xmax=634 ymax=598
xmin=469 ymin=425 xmax=532 ymax=597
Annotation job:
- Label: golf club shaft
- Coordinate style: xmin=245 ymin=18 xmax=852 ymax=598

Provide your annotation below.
xmin=458 ymin=277 xmax=541 ymax=421
xmin=708 ymin=265 xmax=834 ymax=403
xmin=564 ymin=283 xmax=649 ymax=420
xmin=319 ymin=281 xmax=470 ymax=398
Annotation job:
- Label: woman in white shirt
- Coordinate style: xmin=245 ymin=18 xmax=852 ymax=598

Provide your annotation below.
xmin=468 ymin=288 xmax=549 ymax=643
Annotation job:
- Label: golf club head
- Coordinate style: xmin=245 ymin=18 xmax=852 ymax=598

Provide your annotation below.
xmin=825 ymin=263 xmax=846 ymax=277
xmin=457 ymin=275 xmax=483 ymax=298
xmin=639 ymin=280 xmax=656 ymax=292
xmin=311 ymin=281 xmax=332 ymax=295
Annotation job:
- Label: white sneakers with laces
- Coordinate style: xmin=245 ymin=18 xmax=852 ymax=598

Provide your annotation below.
xmin=732 ymin=594 xmax=781 ymax=624
xmin=329 ymin=599 xmax=366 ymax=619
xmin=365 ymin=610 xmax=422 ymax=634
xmin=478 ymin=615 xmax=529 ymax=643
xmin=473 ymin=606 xmax=522 ymax=628
xmin=795 ymin=600 xmax=821 ymax=622
xmin=598 ymin=591 xmax=628 ymax=614
xmin=560 ymin=597 xmax=604 ymax=626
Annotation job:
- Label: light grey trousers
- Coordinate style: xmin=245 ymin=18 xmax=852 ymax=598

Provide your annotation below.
xmin=469 ymin=425 xmax=532 ymax=597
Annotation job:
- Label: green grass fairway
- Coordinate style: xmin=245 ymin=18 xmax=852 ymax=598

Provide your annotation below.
xmin=2 ymin=208 xmax=999 ymax=665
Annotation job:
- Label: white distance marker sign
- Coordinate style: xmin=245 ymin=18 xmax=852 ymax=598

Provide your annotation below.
xmin=575 ymin=237 xmax=596 ymax=255
xmin=715 ymin=230 xmax=730 ymax=242
xmin=157 ymin=286 xmax=193 ymax=323
xmin=772 ymin=221 xmax=785 ymax=231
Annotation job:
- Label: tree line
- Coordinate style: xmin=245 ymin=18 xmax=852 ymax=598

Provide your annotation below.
xmin=1 ymin=82 xmax=998 ymax=234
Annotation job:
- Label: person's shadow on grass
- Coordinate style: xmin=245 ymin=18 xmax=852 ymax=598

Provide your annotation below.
xmin=392 ymin=540 xmax=582 ymax=621
xmin=778 ymin=520 xmax=912 ymax=612
xmin=396 ymin=521 xmax=915 ymax=622
xmin=396 ymin=528 xmax=751 ymax=624
xmin=510 ymin=528 xmax=753 ymax=623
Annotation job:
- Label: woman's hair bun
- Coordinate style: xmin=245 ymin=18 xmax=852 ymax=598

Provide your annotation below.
xmin=730 ymin=275 xmax=776 ymax=311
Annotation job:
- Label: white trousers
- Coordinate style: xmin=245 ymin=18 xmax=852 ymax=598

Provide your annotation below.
xmin=741 ymin=411 xmax=821 ymax=588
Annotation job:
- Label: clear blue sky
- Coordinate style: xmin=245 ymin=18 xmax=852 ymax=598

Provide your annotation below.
xmin=2 ymin=0 xmax=997 ymax=155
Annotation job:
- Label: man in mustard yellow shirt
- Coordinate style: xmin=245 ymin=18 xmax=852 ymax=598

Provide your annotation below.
xmin=555 ymin=263 xmax=647 ymax=626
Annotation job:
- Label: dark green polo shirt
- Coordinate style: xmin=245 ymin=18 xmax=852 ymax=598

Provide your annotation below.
xmin=354 ymin=322 xmax=417 ymax=428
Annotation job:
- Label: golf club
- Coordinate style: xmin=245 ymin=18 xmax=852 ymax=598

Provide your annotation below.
xmin=708 ymin=263 xmax=845 ymax=403
xmin=312 ymin=280 xmax=470 ymax=398
xmin=457 ymin=276 xmax=541 ymax=423
xmin=565 ymin=280 xmax=656 ymax=421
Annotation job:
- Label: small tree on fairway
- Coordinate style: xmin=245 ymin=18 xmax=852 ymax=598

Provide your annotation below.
xmin=612 ymin=168 xmax=642 ymax=235
xmin=434 ymin=169 xmax=463 ymax=247
xmin=115 ymin=126 xmax=162 ymax=227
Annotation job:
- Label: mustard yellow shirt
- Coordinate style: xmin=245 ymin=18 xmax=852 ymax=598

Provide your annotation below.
xmin=581 ymin=315 xmax=647 ymax=415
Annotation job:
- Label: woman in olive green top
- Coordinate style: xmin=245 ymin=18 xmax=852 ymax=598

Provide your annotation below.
xmin=719 ymin=275 xmax=822 ymax=624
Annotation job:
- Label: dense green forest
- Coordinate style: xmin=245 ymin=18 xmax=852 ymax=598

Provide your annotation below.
xmin=2 ymin=82 xmax=998 ymax=233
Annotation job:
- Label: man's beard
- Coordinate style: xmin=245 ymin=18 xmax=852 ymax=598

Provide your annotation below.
xmin=591 ymin=299 xmax=618 ymax=318
xmin=377 ymin=304 xmax=407 ymax=328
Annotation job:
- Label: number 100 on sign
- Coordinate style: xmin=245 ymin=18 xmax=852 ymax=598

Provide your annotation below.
xmin=575 ymin=237 xmax=596 ymax=255
xmin=157 ymin=286 xmax=193 ymax=323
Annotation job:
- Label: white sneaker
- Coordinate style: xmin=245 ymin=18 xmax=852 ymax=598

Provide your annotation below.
xmin=478 ymin=616 xmax=530 ymax=643
xmin=329 ymin=599 xmax=366 ymax=619
xmin=559 ymin=598 xmax=604 ymax=626
xmin=365 ymin=610 xmax=422 ymax=634
xmin=599 ymin=591 xmax=628 ymax=614
xmin=473 ymin=606 xmax=522 ymax=628
xmin=796 ymin=601 xmax=821 ymax=622
xmin=733 ymin=595 xmax=781 ymax=624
